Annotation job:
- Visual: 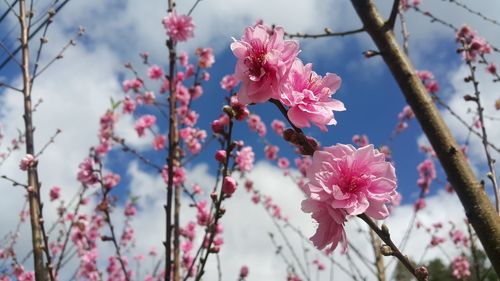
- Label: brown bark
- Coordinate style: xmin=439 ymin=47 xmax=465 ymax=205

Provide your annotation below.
xmin=369 ymin=229 xmax=386 ymax=281
xmin=19 ymin=0 xmax=46 ymax=280
xmin=350 ymin=0 xmax=500 ymax=276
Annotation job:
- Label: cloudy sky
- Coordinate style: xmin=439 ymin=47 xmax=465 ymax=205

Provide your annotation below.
xmin=0 ymin=0 xmax=499 ymax=280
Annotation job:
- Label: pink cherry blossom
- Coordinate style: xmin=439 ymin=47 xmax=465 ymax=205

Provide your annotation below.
xmin=235 ymin=146 xmax=255 ymax=172
xmin=49 ymin=186 xmax=61 ymax=201
xmin=271 ymin=119 xmax=285 ymax=136
xmin=148 ymin=65 xmax=163 ymax=80
xmin=239 ymin=266 xmax=249 ymax=278
xmin=452 ymin=256 xmax=471 ymax=280
xmin=153 ymin=134 xmax=166 ymax=150
xmin=304 ymin=144 xmax=398 ymax=219
xmin=220 ymin=74 xmax=238 ymax=92
xmin=135 ymin=114 xmax=156 ymax=137
xmin=196 ymin=48 xmax=215 ymax=68
xmin=280 ymin=59 xmax=345 ymax=131
xmin=103 ymin=173 xmax=120 ymax=189
xmin=77 ymin=157 xmax=99 ymax=185
xmin=179 ymin=51 xmax=188 ymax=67
xmin=264 ymin=145 xmax=279 ymax=160
xmin=278 ymin=157 xmax=289 ymax=169
xmin=222 ymin=176 xmax=237 ymax=196
xmin=19 ymin=154 xmax=35 ymax=171
xmin=302 ymin=144 xmax=398 ymax=253
xmin=162 ymin=11 xmax=195 ymax=42
xmin=162 ymin=165 xmax=186 ymax=187
xmin=231 ymin=25 xmax=299 ymax=104
xmin=122 ymin=96 xmax=136 ymax=114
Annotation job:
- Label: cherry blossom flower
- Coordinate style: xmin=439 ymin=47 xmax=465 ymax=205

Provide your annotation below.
xmin=196 ymin=48 xmax=215 ymax=68
xmin=271 ymin=119 xmax=285 ymax=136
xmin=153 ymin=134 xmax=166 ymax=150
xmin=162 ymin=165 xmax=186 ymax=187
xmin=220 ymin=74 xmax=238 ymax=92
xmin=19 ymin=154 xmax=35 ymax=171
xmin=162 ymin=11 xmax=195 ymax=42
xmin=134 ymin=114 xmax=156 ymax=137
xmin=280 ymin=59 xmax=345 ymax=131
xmin=222 ymin=176 xmax=237 ymax=196
xmin=302 ymin=144 xmax=398 ymax=253
xmin=239 ymin=266 xmax=249 ymax=279
xmin=231 ymin=24 xmax=299 ymax=104
xmin=148 ymin=65 xmax=163 ymax=80
xmin=77 ymin=158 xmax=99 ymax=185
xmin=452 ymin=256 xmax=471 ymax=280
xmin=49 ymin=186 xmax=61 ymax=201
xmin=235 ymin=146 xmax=255 ymax=172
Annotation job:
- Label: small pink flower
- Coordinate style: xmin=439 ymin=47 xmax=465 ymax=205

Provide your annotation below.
xmin=215 ymin=150 xmax=226 ymax=163
xmin=162 ymin=11 xmax=195 ymax=42
xmin=222 ymin=176 xmax=237 ymax=196
xmin=220 ymin=74 xmax=238 ymax=92
xmin=264 ymin=145 xmax=279 ymax=160
xmin=49 ymin=186 xmax=61 ymax=201
xmin=452 ymin=256 xmax=471 ymax=280
xmin=148 ymin=65 xmax=163 ymax=80
xmin=153 ymin=135 xmax=166 ymax=150
xmin=278 ymin=157 xmax=289 ymax=169
xmin=124 ymin=202 xmax=137 ymax=217
xmin=135 ymin=114 xmax=156 ymax=137
xmin=271 ymin=119 xmax=285 ymax=136
xmin=281 ymin=59 xmax=345 ymax=131
xmin=77 ymin=158 xmax=98 ymax=185
xmin=19 ymin=154 xmax=35 ymax=171
xmin=486 ymin=63 xmax=497 ymax=74
xmin=231 ymin=25 xmax=299 ymax=104
xmin=123 ymin=96 xmax=136 ymax=114
xmin=162 ymin=165 xmax=186 ymax=187
xmin=103 ymin=173 xmax=120 ymax=189
xmin=196 ymin=48 xmax=215 ymax=68
xmin=239 ymin=266 xmax=249 ymax=278
xmin=236 ymin=146 xmax=255 ymax=172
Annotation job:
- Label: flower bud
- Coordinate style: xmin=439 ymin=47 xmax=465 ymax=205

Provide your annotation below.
xmin=222 ymin=176 xmax=237 ymax=196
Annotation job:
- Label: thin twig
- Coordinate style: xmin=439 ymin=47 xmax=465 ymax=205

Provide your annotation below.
xmin=286 ymin=27 xmax=365 ymax=39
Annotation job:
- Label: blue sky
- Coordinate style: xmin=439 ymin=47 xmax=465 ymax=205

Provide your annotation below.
xmin=1 ymin=0 xmax=499 ymax=280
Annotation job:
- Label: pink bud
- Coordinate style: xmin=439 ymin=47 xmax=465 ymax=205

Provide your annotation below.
xmin=222 ymin=176 xmax=237 ymax=196
xmin=211 ymin=120 xmax=224 ymax=134
xmin=215 ymin=150 xmax=226 ymax=163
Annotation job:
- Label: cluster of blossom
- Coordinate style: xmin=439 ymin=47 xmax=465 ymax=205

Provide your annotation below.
xmin=399 ymin=0 xmax=421 ymax=11
xmin=0 ymin=265 xmax=35 ymax=281
xmin=416 ymin=70 xmax=439 ymax=95
xmin=417 ymin=159 xmax=436 ymax=194
xmin=395 ymin=105 xmax=415 ymax=134
xmin=456 ymin=25 xmax=492 ymax=62
xmin=451 ymin=255 xmax=471 ymax=280
xmin=247 ymin=114 xmax=267 ymax=137
xmin=352 ymin=134 xmax=369 ymax=147
xmin=302 ymin=144 xmax=399 ymax=253
xmin=180 ymin=221 xmax=197 ymax=277
xmin=96 ymin=110 xmax=118 ymax=155
xmin=244 ymin=180 xmax=287 ymax=221
xmin=230 ymin=23 xmax=345 ymax=131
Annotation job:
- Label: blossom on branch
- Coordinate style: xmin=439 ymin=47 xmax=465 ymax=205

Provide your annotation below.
xmin=162 ymin=11 xmax=195 ymax=42
xmin=231 ymin=25 xmax=299 ymax=104
xmin=280 ymin=59 xmax=345 ymax=131
xmin=302 ymin=144 xmax=398 ymax=253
